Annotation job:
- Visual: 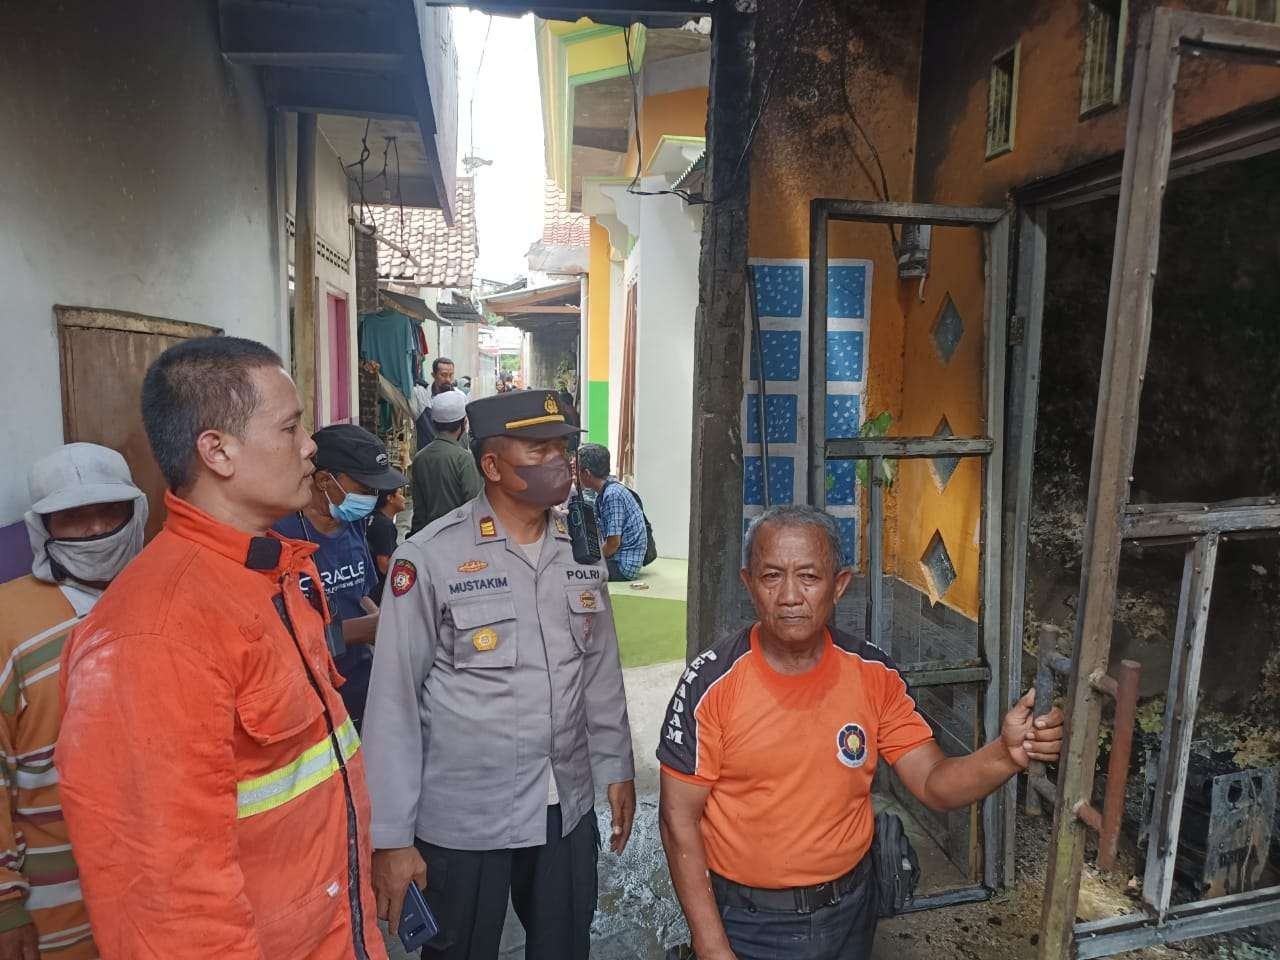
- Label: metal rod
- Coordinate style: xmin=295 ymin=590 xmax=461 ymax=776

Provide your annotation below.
xmin=898 ymin=885 xmax=993 ymax=914
xmin=807 ymin=201 xmax=829 ymax=508
xmin=1098 ymin=659 xmax=1141 ymax=870
xmin=868 ymin=456 xmax=885 ymax=649
xmin=1027 ymin=625 xmax=1060 ymax=816
xmin=1142 ymin=534 xmax=1219 ymax=918
xmin=1074 ymin=885 xmax=1280 ymax=960
xmin=815 ymin=199 xmax=1006 ymax=226
xmin=1075 ymin=801 xmax=1103 ymax=832
xmin=826 ymin=436 xmax=994 ymax=460
xmin=746 ymin=268 xmax=770 ymax=509
xmin=899 ymin=659 xmax=990 ymax=688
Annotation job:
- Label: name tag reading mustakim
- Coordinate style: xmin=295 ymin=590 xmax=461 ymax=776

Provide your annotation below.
xmin=447 ymin=575 xmax=510 ymax=597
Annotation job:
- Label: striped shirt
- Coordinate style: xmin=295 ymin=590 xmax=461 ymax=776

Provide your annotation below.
xmin=0 ymin=576 xmax=96 ymax=958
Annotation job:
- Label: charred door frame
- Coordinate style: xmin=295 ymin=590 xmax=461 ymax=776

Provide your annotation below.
xmin=1022 ymin=10 xmax=1280 ymax=960
xmin=809 ymin=200 xmax=1017 ymax=895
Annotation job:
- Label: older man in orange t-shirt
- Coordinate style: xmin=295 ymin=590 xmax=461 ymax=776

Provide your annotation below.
xmin=657 ymin=505 xmax=1065 ymax=960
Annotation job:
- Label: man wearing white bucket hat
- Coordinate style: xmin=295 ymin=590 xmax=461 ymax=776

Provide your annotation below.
xmin=0 ymin=443 xmax=147 ymax=959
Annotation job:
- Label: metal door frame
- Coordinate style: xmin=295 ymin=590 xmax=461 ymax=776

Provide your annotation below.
xmin=808 ymin=200 xmax=1016 ymax=896
xmin=1037 ymin=10 xmax=1280 ymax=959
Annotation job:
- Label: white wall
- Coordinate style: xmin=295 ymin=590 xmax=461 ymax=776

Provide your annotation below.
xmin=0 ymin=0 xmax=284 ymax=523
xmin=286 ymin=120 xmax=359 ymax=426
xmin=632 ymin=180 xmax=698 ymax=559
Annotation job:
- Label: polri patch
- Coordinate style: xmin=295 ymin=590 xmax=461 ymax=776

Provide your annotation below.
xmin=458 ymin=559 xmax=488 ymax=573
xmin=472 ymin=627 xmax=499 ymax=652
xmin=390 ymin=559 xmax=417 ymax=597
xmin=479 ymin=516 xmax=497 ymax=538
xmin=836 ymin=722 xmax=869 ymax=769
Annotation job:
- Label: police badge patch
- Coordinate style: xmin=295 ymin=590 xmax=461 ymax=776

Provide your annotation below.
xmin=390 ymin=559 xmax=417 ymax=597
xmin=836 ymin=722 xmax=869 ymax=768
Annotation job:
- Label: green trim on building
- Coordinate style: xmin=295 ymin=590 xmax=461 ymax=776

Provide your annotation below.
xmin=562 ymin=24 xmax=619 ymax=46
xmin=588 ymin=380 xmax=609 ymax=445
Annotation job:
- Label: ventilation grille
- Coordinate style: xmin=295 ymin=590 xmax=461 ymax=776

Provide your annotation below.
xmin=986 ymin=46 xmax=1019 ymax=158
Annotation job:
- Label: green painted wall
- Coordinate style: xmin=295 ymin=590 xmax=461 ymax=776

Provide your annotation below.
xmin=588 ymin=380 xmax=609 ymax=445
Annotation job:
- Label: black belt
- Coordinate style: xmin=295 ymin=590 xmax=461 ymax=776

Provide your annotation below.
xmin=710 ymin=855 xmax=871 ymax=915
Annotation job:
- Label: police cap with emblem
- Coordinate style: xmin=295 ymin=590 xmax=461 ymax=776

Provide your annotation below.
xmin=311 ymin=423 xmax=406 ymax=490
xmin=466 ymin=389 xmax=582 ymax=442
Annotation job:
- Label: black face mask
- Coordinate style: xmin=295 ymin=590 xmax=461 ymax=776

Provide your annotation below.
xmin=505 ymin=457 xmax=572 ymax=507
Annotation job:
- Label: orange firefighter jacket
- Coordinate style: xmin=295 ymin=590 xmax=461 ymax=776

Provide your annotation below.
xmin=56 ymin=492 xmax=387 ymax=960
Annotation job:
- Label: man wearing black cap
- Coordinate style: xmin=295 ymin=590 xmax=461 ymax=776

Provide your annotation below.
xmin=364 ymin=389 xmax=636 ymax=960
xmin=273 ymin=423 xmax=406 ymax=730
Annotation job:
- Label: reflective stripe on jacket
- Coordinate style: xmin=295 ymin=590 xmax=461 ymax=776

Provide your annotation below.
xmin=57 ymin=492 xmax=386 ymax=960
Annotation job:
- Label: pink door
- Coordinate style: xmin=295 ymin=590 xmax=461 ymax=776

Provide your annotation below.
xmin=328 ymin=294 xmax=351 ymax=424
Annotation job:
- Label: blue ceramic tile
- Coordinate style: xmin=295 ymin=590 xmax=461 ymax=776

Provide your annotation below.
xmin=828 ymin=265 xmax=867 ymax=319
xmin=746 ymin=394 xmax=799 ymax=444
xmin=752 ymin=264 xmax=804 ymax=317
xmin=826 ymin=459 xmax=857 ymax=506
xmin=748 ymin=330 xmax=802 ymax=382
xmin=825 ymin=394 xmax=861 ymax=440
xmin=743 ymin=456 xmax=796 ymax=506
xmin=837 ymin=517 xmax=859 ymax=567
xmin=826 ymin=331 xmax=865 ymax=382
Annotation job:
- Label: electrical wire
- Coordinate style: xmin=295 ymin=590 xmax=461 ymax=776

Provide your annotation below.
xmin=468 ymin=15 xmax=494 ymax=171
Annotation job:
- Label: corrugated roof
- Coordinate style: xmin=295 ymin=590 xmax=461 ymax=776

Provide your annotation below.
xmin=365 ymin=177 xmax=478 ymax=288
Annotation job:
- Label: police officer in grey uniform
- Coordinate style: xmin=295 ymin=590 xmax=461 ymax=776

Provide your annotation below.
xmin=364 ymin=388 xmax=637 ymax=960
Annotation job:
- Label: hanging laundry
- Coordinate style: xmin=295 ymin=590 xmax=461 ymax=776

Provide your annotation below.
xmin=357 ymin=308 xmax=418 ymax=403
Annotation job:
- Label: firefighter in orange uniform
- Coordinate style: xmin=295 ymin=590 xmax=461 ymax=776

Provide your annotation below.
xmin=57 ymin=337 xmax=387 ymax=959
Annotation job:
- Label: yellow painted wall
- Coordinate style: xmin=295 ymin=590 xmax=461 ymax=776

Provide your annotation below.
xmin=893 ymin=227 xmax=987 ymax=619
xmin=627 ymin=87 xmax=710 ymax=177
xmin=588 ymin=221 xmax=612 ymax=381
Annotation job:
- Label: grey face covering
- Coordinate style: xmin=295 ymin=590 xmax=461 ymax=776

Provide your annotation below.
xmin=44 ymin=514 xmax=146 ymax=584
xmin=26 ymin=495 xmax=149 ymax=586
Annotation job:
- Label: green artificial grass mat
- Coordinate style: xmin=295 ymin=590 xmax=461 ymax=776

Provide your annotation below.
xmin=610 ymin=594 xmax=687 ymax=668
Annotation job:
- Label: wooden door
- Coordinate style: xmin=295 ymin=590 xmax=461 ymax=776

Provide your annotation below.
xmin=56 ymin=307 xmax=220 ymax=540
xmin=327 ymin=293 xmax=351 ymax=424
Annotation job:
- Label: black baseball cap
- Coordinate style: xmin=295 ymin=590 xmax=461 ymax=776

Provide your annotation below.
xmin=311 ymin=424 xmax=406 ymax=490
xmin=466 ymin=390 xmax=584 ymax=442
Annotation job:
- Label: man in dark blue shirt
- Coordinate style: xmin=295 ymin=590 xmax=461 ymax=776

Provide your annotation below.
xmin=273 ymin=424 xmax=405 ymax=730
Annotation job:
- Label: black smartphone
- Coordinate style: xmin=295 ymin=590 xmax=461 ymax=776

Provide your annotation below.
xmin=398 ymin=882 xmax=440 ymax=951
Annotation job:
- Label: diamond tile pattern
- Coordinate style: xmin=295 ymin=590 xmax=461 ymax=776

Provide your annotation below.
xmin=366 ymin=177 xmax=477 ymax=287
xmin=921 ymin=531 xmax=957 ymax=600
xmin=933 ymin=294 xmax=964 ymax=364
xmin=930 ymin=416 xmax=960 ymax=491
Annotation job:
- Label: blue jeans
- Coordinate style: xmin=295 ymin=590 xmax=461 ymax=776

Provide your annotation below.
xmin=716 ymin=867 xmax=877 ymax=960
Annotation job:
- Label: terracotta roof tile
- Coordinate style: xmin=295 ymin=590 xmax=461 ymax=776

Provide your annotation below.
xmin=542 ymin=179 xmax=590 ymax=247
xmin=365 ymin=178 xmax=478 ymax=288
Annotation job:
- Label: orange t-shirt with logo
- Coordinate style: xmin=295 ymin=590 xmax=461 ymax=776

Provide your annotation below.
xmin=657 ymin=625 xmax=934 ymax=889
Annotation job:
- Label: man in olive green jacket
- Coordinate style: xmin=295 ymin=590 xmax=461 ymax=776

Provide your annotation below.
xmin=410 ymin=389 xmax=482 ymax=534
